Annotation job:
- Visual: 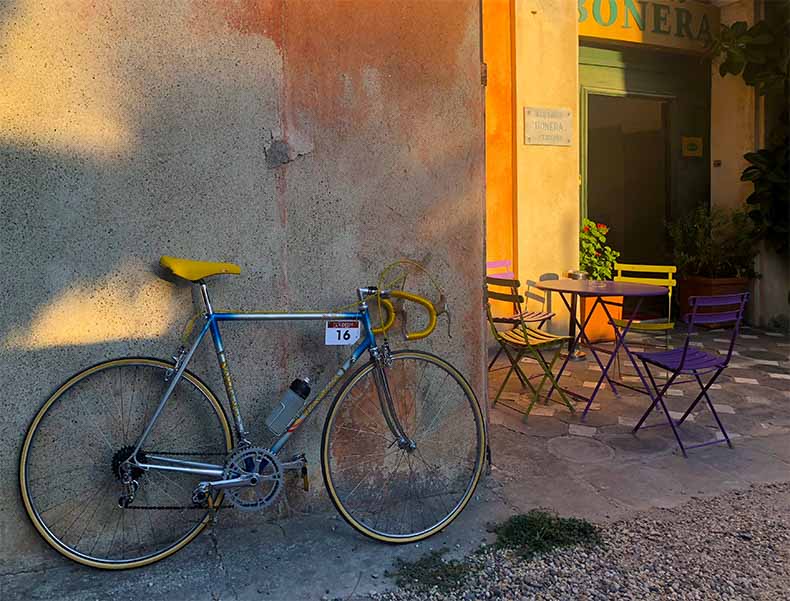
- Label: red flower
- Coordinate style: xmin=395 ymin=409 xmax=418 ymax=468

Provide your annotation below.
xmin=595 ymin=251 xmax=601 ymax=256
xmin=583 ymin=226 xmax=590 ymax=233
xmin=596 ymin=223 xmax=606 ymax=229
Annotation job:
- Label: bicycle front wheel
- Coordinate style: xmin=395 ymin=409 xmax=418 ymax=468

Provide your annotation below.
xmin=19 ymin=358 xmax=233 ymax=569
xmin=321 ymin=350 xmax=485 ymax=543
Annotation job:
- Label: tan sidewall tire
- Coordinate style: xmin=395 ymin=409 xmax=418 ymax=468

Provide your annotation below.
xmin=321 ymin=350 xmax=486 ymax=543
xmin=19 ymin=358 xmax=233 ymax=570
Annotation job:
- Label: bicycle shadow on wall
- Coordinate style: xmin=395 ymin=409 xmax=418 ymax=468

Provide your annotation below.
xmin=1 ymin=4 xmax=488 ymax=594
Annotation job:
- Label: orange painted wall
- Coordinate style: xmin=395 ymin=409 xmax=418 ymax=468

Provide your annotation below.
xmin=483 ymin=0 xmax=515 ymax=270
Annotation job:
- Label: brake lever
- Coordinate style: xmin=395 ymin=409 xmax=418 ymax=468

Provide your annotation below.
xmin=435 ymin=294 xmax=452 ymax=338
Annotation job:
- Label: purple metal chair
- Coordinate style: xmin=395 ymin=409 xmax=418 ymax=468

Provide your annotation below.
xmin=632 ymin=293 xmax=749 ymax=457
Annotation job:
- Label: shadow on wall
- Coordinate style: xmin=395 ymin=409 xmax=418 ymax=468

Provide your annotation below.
xmin=0 ymin=0 xmax=484 ymax=563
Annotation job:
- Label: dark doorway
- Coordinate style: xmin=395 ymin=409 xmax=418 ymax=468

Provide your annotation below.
xmin=587 ymin=94 xmax=670 ymax=263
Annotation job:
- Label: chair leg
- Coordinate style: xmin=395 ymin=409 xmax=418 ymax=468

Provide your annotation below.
xmin=655 ymin=388 xmax=688 ymax=458
xmin=694 ymin=372 xmax=732 ymax=448
xmin=633 ymin=365 xmax=687 ymax=457
xmin=488 ymin=346 xmax=502 ymax=371
xmin=532 ymin=347 xmax=575 ymax=414
xmin=501 ymin=346 xmax=528 ymax=386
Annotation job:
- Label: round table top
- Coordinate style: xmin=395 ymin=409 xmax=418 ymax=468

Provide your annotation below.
xmin=536 ymin=279 xmax=668 ymax=297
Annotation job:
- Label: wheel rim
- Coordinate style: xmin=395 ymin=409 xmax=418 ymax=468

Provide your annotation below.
xmin=20 ymin=359 xmax=231 ymax=567
xmin=324 ymin=352 xmax=484 ymax=541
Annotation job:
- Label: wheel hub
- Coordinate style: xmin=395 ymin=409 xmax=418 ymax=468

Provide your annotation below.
xmin=111 ymin=445 xmax=146 ymax=481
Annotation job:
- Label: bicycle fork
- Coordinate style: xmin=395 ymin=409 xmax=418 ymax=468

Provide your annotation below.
xmin=370 ymin=344 xmax=416 ymax=452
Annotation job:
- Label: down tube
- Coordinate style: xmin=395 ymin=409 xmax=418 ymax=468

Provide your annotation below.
xmin=270 ymin=340 xmax=371 ymax=455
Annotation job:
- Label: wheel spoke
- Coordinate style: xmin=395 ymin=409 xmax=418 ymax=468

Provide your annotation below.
xmin=325 ymin=352 xmax=483 ymax=541
xmin=21 ymin=360 xmax=230 ymax=567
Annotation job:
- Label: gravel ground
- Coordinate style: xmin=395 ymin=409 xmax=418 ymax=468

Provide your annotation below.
xmin=373 ymin=482 xmax=790 ymax=601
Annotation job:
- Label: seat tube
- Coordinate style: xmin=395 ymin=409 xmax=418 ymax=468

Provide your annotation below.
xmin=210 ymin=317 xmax=249 ymax=443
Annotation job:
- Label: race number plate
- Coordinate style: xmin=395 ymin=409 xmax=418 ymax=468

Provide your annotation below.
xmin=325 ymin=320 xmax=361 ymax=346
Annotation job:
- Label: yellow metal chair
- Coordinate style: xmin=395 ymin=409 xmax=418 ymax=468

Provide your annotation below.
xmin=485 ymin=277 xmax=574 ymax=418
xmin=611 ymin=263 xmax=677 ymax=374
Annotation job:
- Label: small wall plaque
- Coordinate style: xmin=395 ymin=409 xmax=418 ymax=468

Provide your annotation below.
xmin=524 ymin=107 xmax=572 ymax=146
xmin=682 ymin=136 xmax=703 ymax=157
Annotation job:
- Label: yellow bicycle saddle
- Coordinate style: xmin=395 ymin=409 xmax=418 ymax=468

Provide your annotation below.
xmin=160 ymin=256 xmax=241 ymax=281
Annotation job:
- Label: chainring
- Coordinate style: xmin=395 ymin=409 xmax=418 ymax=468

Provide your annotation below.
xmin=222 ymin=447 xmax=283 ymax=512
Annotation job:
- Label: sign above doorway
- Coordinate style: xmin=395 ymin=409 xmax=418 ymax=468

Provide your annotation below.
xmin=578 ymin=0 xmax=720 ymax=53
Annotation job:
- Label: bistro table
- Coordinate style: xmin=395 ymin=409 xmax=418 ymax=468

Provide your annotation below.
xmin=535 ymin=279 xmax=669 ymax=420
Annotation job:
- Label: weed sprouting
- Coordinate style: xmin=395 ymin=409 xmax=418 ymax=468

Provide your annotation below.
xmin=494 ymin=510 xmax=602 ymax=559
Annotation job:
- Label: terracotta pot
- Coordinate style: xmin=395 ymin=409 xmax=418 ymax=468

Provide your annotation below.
xmin=676 ymin=276 xmax=750 ymax=318
xmin=580 ymin=295 xmax=623 ymax=343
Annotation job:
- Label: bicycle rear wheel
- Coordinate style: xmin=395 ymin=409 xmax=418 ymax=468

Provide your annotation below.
xmin=321 ymin=350 xmax=485 ymax=543
xmin=19 ymin=358 xmax=232 ymax=569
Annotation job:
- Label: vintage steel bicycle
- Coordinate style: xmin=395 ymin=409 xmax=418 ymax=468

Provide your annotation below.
xmin=19 ymin=257 xmax=486 ymax=569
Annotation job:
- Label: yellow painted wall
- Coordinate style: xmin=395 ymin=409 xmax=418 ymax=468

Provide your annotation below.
xmin=710 ymin=1 xmax=756 ymax=212
xmin=514 ymin=0 xmax=580 ymax=332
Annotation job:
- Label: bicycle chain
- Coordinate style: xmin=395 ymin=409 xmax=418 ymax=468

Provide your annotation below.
xmin=123 ymin=450 xmax=231 ymax=510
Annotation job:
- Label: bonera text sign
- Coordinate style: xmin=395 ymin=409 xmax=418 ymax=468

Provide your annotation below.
xmin=524 ymin=107 xmax=573 ymax=147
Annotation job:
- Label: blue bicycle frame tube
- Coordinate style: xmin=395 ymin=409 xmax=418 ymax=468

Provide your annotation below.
xmin=132 ymin=304 xmax=379 ymax=463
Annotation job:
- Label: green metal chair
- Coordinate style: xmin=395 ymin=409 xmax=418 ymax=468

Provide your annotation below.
xmin=485 ymin=276 xmax=574 ymax=418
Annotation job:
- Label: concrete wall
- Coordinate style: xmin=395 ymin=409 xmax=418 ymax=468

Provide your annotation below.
xmin=0 ymin=0 xmax=485 ymax=565
xmin=514 ymin=0 xmax=580 ymax=332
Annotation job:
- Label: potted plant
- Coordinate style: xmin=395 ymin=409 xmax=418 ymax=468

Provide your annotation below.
xmin=579 ymin=219 xmax=621 ymax=342
xmin=668 ymin=206 xmax=759 ymax=316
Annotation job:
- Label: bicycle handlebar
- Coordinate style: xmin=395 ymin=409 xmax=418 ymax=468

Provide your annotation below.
xmin=369 ymin=290 xmax=438 ymax=340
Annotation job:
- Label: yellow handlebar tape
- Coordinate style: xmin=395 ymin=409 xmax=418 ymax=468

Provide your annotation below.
xmin=371 ymin=298 xmax=396 ymax=335
xmin=390 ymin=290 xmax=438 ymax=341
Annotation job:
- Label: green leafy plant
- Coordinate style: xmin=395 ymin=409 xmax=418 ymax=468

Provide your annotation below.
xmin=579 ymin=218 xmax=620 ymax=280
xmin=711 ymin=11 xmax=789 ymax=255
xmin=668 ymin=206 xmax=759 ymax=279
xmin=494 ymin=510 xmax=602 ymax=559
xmin=709 ymin=20 xmax=787 ymax=95
xmin=742 ymin=127 xmax=789 ymax=254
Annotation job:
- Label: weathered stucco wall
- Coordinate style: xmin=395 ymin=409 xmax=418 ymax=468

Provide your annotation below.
xmin=0 ymin=0 xmax=485 ymax=565
xmin=710 ymin=0 xmax=788 ymax=329
xmin=710 ymin=0 xmax=756 ymax=212
xmin=514 ymin=0 xmax=580 ymax=333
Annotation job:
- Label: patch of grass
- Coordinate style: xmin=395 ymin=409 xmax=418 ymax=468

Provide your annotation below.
xmin=494 ymin=510 xmax=602 ymax=559
xmin=385 ymin=549 xmax=471 ymax=592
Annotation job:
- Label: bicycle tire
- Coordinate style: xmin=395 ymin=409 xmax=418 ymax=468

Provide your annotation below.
xmin=19 ymin=358 xmax=233 ymax=569
xmin=321 ymin=350 xmax=485 ymax=543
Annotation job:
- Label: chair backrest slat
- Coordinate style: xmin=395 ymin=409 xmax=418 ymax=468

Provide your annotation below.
xmin=615 ymin=275 xmax=677 ymax=287
xmin=689 ymin=294 xmax=745 ymax=308
xmin=488 ymin=271 xmax=516 ymax=279
xmin=686 ymin=310 xmax=741 ymax=325
xmin=486 ymin=259 xmax=512 ymax=270
xmin=485 ymin=276 xmax=520 ymax=288
xmin=615 ymin=263 xmax=677 ymax=275
xmin=486 ymin=289 xmax=524 ymax=304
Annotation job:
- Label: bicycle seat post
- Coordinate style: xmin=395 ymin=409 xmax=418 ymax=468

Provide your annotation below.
xmin=199 ymin=281 xmax=214 ymax=315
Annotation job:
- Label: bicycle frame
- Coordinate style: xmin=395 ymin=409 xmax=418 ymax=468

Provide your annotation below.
xmin=130 ymin=283 xmax=392 ymax=478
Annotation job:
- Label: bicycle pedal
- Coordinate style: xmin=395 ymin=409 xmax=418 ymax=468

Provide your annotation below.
xmin=301 ymin=465 xmax=310 ymax=492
